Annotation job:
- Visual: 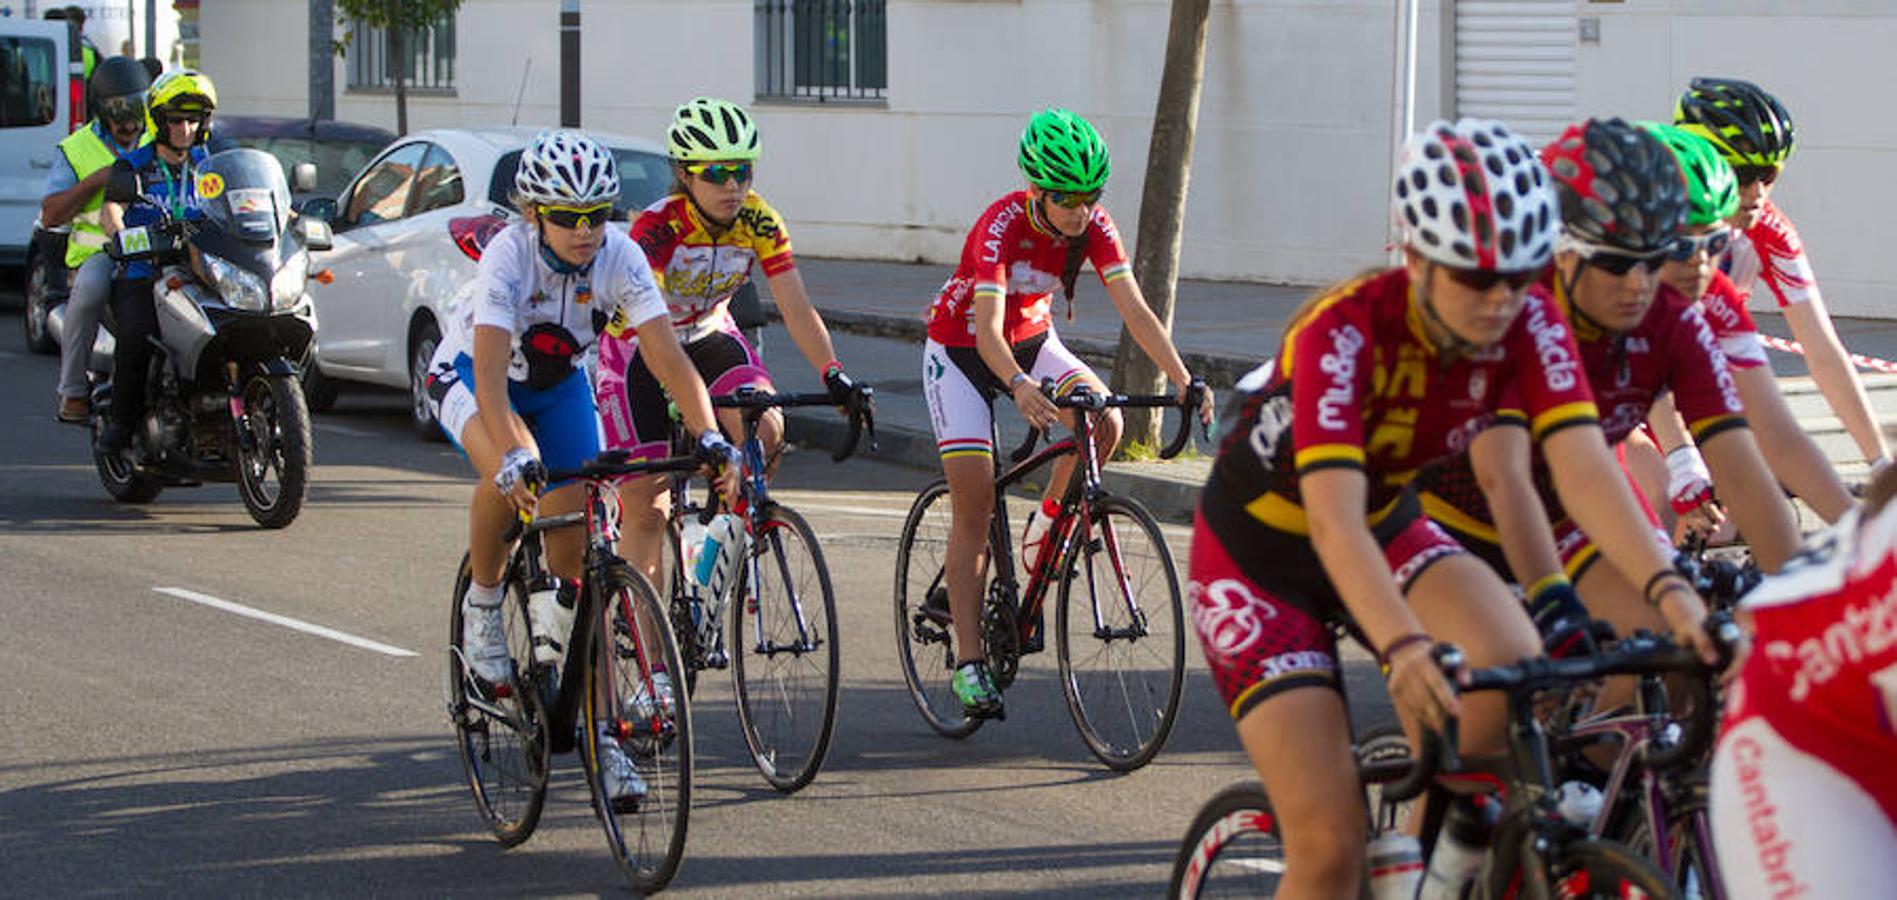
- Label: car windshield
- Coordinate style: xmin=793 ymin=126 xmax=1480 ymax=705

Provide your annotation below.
xmin=199 ymin=148 xmax=292 ymax=240
xmin=488 ymin=147 xmax=670 ymax=219
xmin=224 ymin=136 xmax=391 ymax=197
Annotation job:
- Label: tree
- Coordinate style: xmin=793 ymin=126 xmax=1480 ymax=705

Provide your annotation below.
xmin=1110 ymin=0 xmax=1211 ymax=455
xmin=332 ymin=0 xmax=465 ymax=135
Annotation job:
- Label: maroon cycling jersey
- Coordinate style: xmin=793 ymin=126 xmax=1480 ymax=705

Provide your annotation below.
xmin=1202 ymin=268 xmax=1599 ymax=542
xmin=924 ymin=191 xmax=1133 ymax=347
xmin=1418 ymin=281 xmax=1747 ymax=537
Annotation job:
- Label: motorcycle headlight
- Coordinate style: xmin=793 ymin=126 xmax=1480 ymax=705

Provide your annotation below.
xmin=202 ymin=253 xmax=269 ymax=311
xmin=271 ymin=250 xmax=310 ymax=311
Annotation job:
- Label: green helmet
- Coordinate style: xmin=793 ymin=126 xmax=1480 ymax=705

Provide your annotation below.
xmin=1638 ymin=121 xmax=1739 ymax=226
xmin=666 ymin=97 xmax=759 ymax=162
xmin=1017 ymin=108 xmax=1109 ymax=193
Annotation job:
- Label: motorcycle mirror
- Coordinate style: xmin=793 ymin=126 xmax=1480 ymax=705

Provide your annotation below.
xmin=290 ymin=162 xmax=319 ymax=194
xmin=297 ymin=218 xmax=334 ymax=252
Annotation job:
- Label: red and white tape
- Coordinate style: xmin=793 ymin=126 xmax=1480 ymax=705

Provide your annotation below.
xmin=1759 ymin=334 xmax=1897 ymax=375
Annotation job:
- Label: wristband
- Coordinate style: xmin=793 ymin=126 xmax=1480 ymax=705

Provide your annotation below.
xmin=1008 ymin=372 xmax=1031 ymax=392
xmin=1378 ymin=632 xmax=1433 ymax=667
xmin=1642 ymin=570 xmax=1692 ymax=608
xmin=1524 ymin=572 xmax=1570 ymax=604
xmin=821 ymin=359 xmax=843 ymax=379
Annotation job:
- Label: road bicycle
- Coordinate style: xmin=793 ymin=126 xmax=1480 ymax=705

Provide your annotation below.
xmin=893 ymin=380 xmax=1205 ymax=771
xmin=1170 ymin=618 xmax=1738 ymax=899
xmin=657 ymin=384 xmax=874 ymax=793
xmin=446 ymin=449 xmax=705 ymax=893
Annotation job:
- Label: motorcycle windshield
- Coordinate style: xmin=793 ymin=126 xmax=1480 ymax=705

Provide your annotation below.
xmin=198 ymin=148 xmax=293 ymax=245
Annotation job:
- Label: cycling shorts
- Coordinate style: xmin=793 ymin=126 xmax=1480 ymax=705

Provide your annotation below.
xmin=426 ymin=351 xmax=602 ymax=477
xmin=922 ymin=330 xmax=1090 ymax=460
xmin=1188 ymin=490 xmax=1466 ymax=720
xmin=595 ymin=321 xmax=769 ymax=462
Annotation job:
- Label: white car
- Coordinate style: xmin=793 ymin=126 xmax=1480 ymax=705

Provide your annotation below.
xmin=303 ymin=126 xmax=671 ymax=438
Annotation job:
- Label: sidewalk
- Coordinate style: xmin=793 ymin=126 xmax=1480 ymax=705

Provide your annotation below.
xmin=759 ymin=256 xmax=1897 ymax=524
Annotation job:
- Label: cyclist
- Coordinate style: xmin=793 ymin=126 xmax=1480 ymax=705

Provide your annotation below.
xmin=1675 ymin=77 xmax=1891 ymax=481
xmin=1633 ymin=122 xmax=1856 ymax=528
xmin=41 ymin=56 xmax=150 ymax=424
xmin=596 ymin=96 xmax=862 ymax=586
xmin=1415 ymin=119 xmax=1800 ymax=656
xmin=96 ymin=69 xmax=214 ymax=456
xmin=921 ymin=107 xmax=1212 ymax=720
xmin=1188 ymin=118 xmax=1717 ymax=899
xmin=429 ymin=130 xmax=736 ymax=808
xmin=1710 ymin=463 xmax=1897 ymax=898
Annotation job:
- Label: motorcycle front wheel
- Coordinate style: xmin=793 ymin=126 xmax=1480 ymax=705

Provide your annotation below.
xmin=237 ymin=373 xmax=312 ymax=529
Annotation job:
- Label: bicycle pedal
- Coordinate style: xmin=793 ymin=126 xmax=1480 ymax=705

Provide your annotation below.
xmin=706 ymin=649 xmax=730 ymax=669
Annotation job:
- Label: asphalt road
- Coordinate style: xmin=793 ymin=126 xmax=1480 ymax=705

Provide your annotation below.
xmin=0 ymin=297 xmax=1392 ymax=897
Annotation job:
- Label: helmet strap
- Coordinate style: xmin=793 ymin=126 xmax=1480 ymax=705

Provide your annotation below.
xmin=1032 ymin=194 xmax=1086 ymax=323
xmin=536 ymin=234 xmax=591 ymax=276
xmin=1558 ymin=261 xmax=1615 ymax=337
xmin=1415 ymin=263 xmax=1481 ymax=362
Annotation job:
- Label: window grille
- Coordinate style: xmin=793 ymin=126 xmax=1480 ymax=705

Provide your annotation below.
xmin=755 ymin=0 xmax=886 ymax=101
xmin=346 ymin=14 xmax=455 ymax=92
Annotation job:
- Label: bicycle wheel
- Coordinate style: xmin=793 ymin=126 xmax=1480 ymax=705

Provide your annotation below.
xmin=1169 ymin=782 xmax=1283 ymax=899
xmin=1539 ymin=838 xmax=1678 ymax=899
xmin=446 ymin=554 xmax=549 ymax=847
xmin=1055 ymin=495 xmax=1185 ymax=771
xmin=892 ymin=479 xmax=985 ymax=739
xmin=582 ymin=562 xmax=692 ymax=893
xmin=731 ymin=504 xmax=840 ymax=793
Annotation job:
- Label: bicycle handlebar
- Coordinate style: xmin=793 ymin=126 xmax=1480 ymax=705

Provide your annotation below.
xmin=711 ymin=385 xmax=878 ymax=463
xmin=1007 ymin=379 xmax=1209 ymax=464
xmin=502 ymin=449 xmax=709 ymax=544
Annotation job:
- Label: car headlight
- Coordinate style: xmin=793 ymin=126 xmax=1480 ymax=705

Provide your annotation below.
xmin=202 ymin=253 xmax=269 ymax=311
xmin=271 ymin=250 xmax=310 ymax=310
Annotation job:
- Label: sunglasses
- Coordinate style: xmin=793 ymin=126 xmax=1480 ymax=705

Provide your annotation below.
xmin=99 ymin=95 xmax=144 ymax=125
xmin=538 ymin=203 xmax=613 ymax=230
xmin=161 ymin=110 xmax=208 ymax=127
xmin=1444 ymin=266 xmax=1540 ymax=293
xmin=687 ymin=162 xmax=753 ymax=185
xmin=1733 ymin=165 xmax=1780 ymax=187
xmin=1583 ymin=248 xmax=1666 ymax=277
xmin=1043 ymin=188 xmax=1103 ymax=209
xmin=1665 ymin=228 xmax=1733 ymax=262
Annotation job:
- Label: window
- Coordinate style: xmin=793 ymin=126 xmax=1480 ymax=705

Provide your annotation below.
xmin=346 ymin=14 xmax=455 ymax=92
xmin=341 ymin=142 xmax=426 ymax=227
xmin=0 ymin=36 xmax=58 ymax=127
xmin=410 ymin=144 xmax=464 ymax=215
xmin=755 ymin=0 xmax=886 ymax=102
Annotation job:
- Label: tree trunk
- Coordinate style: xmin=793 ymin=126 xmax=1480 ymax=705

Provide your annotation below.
xmin=390 ymin=21 xmax=408 ymax=135
xmin=309 ymin=0 xmax=335 ymax=122
xmin=1111 ymin=0 xmax=1211 ymax=455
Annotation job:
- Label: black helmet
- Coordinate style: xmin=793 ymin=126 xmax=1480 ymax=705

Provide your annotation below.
xmin=1540 ymin=118 xmax=1688 ymax=254
xmin=1674 ymin=77 xmax=1795 ymax=168
xmin=89 ymin=56 xmax=150 ymax=104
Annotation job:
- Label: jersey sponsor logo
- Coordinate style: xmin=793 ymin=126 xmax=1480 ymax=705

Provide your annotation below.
xmin=1316 ymin=324 xmax=1366 ymax=432
xmin=980 ymin=201 xmax=1026 ymax=264
xmin=1189 ymin=578 xmax=1277 ymax=658
xmin=1391 ymin=540 xmax=1458 ymax=588
xmin=1259 ymin=649 xmax=1334 ymax=683
xmin=1246 ymin=393 xmax=1293 ymax=463
xmin=733 ymin=204 xmax=781 ymax=241
xmin=1626 ymin=336 xmax=1651 ymax=354
xmin=1600 ymin=401 xmax=1649 ymax=441
xmin=1759 ymin=576 xmax=1897 ymax=702
xmin=1006 ymin=261 xmax=1061 ymax=297
xmin=1524 ymin=300 xmax=1581 ymax=391
xmin=1727 ymin=733 xmax=1812 ymax=898
xmin=1440 ymin=411 xmax=1492 ymax=456
xmin=635 ymin=220 xmax=677 ymax=259
xmin=1680 ymin=306 xmax=1745 ymax=413
xmin=665 ymin=245 xmax=756 ymax=304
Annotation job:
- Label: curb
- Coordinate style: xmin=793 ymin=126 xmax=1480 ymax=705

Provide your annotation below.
xmin=782 ymin=406 xmax=1206 ymax=525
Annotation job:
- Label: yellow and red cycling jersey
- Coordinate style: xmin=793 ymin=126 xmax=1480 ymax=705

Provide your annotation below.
xmin=630 ymin=190 xmax=796 ymax=340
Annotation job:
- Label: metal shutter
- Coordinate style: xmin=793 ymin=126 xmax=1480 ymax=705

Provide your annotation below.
xmin=1455 ymin=1 xmax=1577 ymax=144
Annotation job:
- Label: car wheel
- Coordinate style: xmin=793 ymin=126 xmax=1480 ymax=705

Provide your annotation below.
xmin=410 ymin=318 xmax=446 ymax=442
xmin=22 ymin=247 xmax=58 ymax=355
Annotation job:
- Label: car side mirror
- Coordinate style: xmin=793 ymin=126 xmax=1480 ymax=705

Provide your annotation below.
xmin=296 ymin=217 xmax=334 ymax=252
xmin=291 ymin=162 xmax=318 ymax=194
xmin=104 ymin=166 xmax=140 ymax=205
xmin=298 ymin=196 xmax=337 ymax=223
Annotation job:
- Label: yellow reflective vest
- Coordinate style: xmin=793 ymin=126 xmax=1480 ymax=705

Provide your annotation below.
xmin=56 ymin=123 xmax=147 ymax=267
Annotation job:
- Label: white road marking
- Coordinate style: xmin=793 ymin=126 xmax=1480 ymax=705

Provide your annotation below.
xmin=314 ymin=422 xmax=382 ymax=439
xmin=152 ymin=586 xmax=417 ymax=657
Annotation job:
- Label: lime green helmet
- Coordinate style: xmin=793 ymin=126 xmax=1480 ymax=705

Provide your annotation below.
xmin=666 ymin=97 xmax=760 ymax=162
xmin=1018 ymin=108 xmax=1109 ymax=193
xmin=1638 ymin=121 xmax=1739 ymax=226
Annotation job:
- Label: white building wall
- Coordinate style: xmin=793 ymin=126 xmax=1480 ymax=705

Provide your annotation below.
xmin=200 ymin=1 xmax=1890 ymax=318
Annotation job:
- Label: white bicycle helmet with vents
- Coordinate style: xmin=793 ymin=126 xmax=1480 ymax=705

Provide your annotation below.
xmin=1393 ymin=118 xmax=1557 ymax=272
xmin=514 ymin=130 xmax=620 ymax=207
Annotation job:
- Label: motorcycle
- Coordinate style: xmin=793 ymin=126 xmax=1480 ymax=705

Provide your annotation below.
xmin=78 ymin=148 xmax=332 ymax=528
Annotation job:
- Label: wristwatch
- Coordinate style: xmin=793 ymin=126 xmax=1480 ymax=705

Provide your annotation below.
xmin=1008 ymin=372 xmax=1031 ymax=392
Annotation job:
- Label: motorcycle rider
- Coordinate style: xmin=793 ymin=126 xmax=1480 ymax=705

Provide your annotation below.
xmin=97 ymin=69 xmax=216 ymax=455
xmin=40 ymin=56 xmax=151 ymax=424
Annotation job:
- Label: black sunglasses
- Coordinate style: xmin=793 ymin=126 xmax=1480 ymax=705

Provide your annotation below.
xmin=1444 ymin=266 xmax=1541 ymax=292
xmin=1734 ymin=165 xmax=1780 ymax=187
xmin=1665 ymin=229 xmax=1733 ymax=263
xmin=1586 ymin=249 xmax=1666 ymax=277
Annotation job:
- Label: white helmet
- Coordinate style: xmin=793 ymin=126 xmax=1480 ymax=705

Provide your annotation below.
xmin=514 ymin=130 xmax=619 ymax=207
xmin=1393 ymin=118 xmax=1556 ymax=272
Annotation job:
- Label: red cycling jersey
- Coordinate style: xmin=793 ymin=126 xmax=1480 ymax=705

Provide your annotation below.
xmin=924 ymin=191 xmax=1133 ymax=347
xmin=1202 ymin=268 xmax=1599 ymax=541
xmin=1697 ymin=269 xmax=1767 ymax=370
xmin=1723 ymin=199 xmax=1820 ymax=309
xmin=1418 ymin=280 xmax=1746 ymax=539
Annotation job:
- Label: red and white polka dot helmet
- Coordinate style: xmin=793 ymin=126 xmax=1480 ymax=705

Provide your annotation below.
xmin=1393 ymin=118 xmax=1557 ymax=272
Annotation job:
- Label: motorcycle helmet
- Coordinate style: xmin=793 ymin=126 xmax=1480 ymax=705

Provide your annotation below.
xmin=147 ymin=68 xmax=216 ymax=147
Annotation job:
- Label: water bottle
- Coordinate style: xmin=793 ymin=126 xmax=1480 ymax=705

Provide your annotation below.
xmin=694 ymin=513 xmax=746 ymax=625
xmin=1366 ymin=830 xmax=1424 ymax=900
xmin=680 ymin=517 xmax=708 ymax=600
xmin=526 ymin=575 xmax=571 ymax=666
xmin=1554 ymin=781 xmax=1604 ymax=829
xmin=1419 ymin=795 xmax=1494 ymax=900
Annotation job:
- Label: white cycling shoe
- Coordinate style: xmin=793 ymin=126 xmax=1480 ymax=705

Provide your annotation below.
xmin=461 ymin=597 xmax=515 ymax=685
